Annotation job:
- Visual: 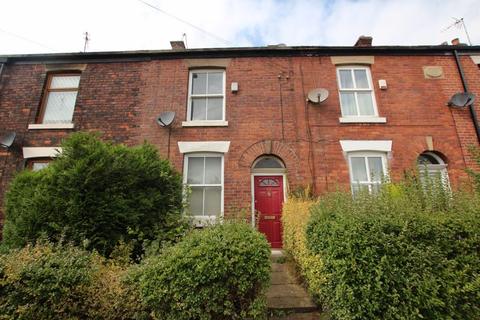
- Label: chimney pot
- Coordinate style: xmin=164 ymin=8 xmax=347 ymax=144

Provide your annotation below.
xmin=354 ymin=36 xmax=373 ymax=47
xmin=451 ymin=38 xmax=460 ymax=46
xmin=170 ymin=41 xmax=186 ymax=50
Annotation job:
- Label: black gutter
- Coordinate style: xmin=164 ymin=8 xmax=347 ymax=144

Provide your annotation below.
xmin=2 ymin=45 xmax=480 ymax=64
xmin=453 ymin=49 xmax=480 ymax=143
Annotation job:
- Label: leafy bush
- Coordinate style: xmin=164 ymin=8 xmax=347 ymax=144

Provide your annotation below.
xmin=281 ymin=196 xmax=325 ymax=302
xmin=133 ymin=222 xmax=271 ymax=320
xmin=3 ymin=132 xmax=183 ymax=257
xmin=0 ymin=242 xmax=145 ymax=320
xmin=305 ymin=183 xmax=480 ymax=320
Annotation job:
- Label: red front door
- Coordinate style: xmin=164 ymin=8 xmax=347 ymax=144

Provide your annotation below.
xmin=254 ymin=175 xmax=284 ymax=248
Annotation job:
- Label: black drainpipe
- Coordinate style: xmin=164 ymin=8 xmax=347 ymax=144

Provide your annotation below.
xmin=453 ymin=49 xmax=480 ymax=143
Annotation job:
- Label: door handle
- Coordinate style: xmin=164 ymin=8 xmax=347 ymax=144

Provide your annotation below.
xmin=263 ymin=215 xmax=275 ymax=220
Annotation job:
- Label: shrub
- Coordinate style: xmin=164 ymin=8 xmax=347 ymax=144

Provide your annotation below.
xmin=3 ymin=132 xmax=183 ymax=257
xmin=281 ymin=196 xmax=325 ymax=302
xmin=133 ymin=222 xmax=271 ymax=320
xmin=0 ymin=242 xmax=145 ymax=320
xmin=305 ymin=184 xmax=480 ymax=320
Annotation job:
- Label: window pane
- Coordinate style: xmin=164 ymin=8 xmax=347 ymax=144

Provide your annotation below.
xmin=188 ymin=187 xmax=204 ymax=216
xmin=351 ymin=157 xmax=368 ymax=181
xmin=207 ymin=72 xmax=223 ymax=94
xmin=43 ymin=91 xmax=77 ymax=124
xmin=357 ymin=92 xmax=375 ymax=116
xmin=32 ymin=162 xmax=49 ymax=171
xmin=204 ymin=186 xmax=221 ymax=216
xmin=206 ymin=97 xmax=223 ymax=120
xmin=340 ymin=92 xmax=357 ymax=116
xmin=191 ymin=98 xmax=207 ymax=120
xmin=351 ymin=183 xmax=369 ymax=197
xmin=368 ymin=157 xmax=384 ymax=181
xmin=187 ymin=157 xmax=204 ymax=184
xmin=339 ymin=70 xmax=354 ymax=88
xmin=254 ymin=157 xmax=283 ymax=168
xmin=191 ymin=72 xmax=207 ymax=94
xmin=205 ymin=157 xmax=221 ymax=184
xmin=354 ymin=70 xmax=369 ymax=88
xmin=50 ymin=75 xmax=80 ymax=89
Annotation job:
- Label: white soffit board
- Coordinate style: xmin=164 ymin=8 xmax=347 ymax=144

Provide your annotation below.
xmin=340 ymin=140 xmax=392 ymax=152
xmin=178 ymin=141 xmax=230 ymax=153
xmin=23 ymin=147 xmax=62 ymax=159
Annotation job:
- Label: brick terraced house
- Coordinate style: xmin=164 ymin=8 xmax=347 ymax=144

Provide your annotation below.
xmin=1 ymin=36 xmax=480 ymax=248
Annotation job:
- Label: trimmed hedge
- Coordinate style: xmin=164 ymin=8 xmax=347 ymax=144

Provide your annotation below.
xmin=305 ymin=185 xmax=480 ymax=320
xmin=3 ymin=132 xmax=183 ymax=257
xmin=133 ymin=222 xmax=271 ymax=320
xmin=0 ymin=242 xmax=146 ymax=320
xmin=281 ymin=197 xmax=325 ymax=302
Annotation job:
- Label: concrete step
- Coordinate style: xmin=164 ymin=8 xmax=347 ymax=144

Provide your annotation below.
xmin=269 ymin=311 xmax=330 ymax=320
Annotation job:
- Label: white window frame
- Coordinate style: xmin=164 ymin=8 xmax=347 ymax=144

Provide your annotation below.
xmin=183 ymin=152 xmax=224 ymax=223
xmin=347 ymin=151 xmax=388 ymax=195
xmin=185 ymin=69 xmax=226 ymax=126
xmin=337 ymin=66 xmax=385 ymax=123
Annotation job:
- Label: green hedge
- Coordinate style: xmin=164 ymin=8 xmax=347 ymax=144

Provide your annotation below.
xmin=133 ymin=222 xmax=271 ymax=320
xmin=3 ymin=132 xmax=183 ymax=257
xmin=0 ymin=242 xmax=146 ymax=320
xmin=305 ymin=185 xmax=480 ymax=320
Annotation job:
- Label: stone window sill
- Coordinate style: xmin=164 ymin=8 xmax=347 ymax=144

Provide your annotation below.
xmin=28 ymin=123 xmax=75 ymax=130
xmin=182 ymin=120 xmax=228 ymax=127
xmin=339 ymin=117 xmax=387 ymax=124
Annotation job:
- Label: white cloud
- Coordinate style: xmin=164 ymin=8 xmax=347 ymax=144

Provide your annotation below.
xmin=0 ymin=0 xmax=478 ymax=54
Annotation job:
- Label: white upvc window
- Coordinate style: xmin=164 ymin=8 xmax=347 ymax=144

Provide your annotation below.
xmin=183 ymin=153 xmax=224 ymax=219
xmin=337 ymin=66 xmax=379 ymax=118
xmin=347 ymin=152 xmax=388 ymax=195
xmin=187 ymin=69 xmax=225 ymax=122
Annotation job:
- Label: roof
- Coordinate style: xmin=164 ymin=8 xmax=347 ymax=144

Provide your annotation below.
xmin=1 ymin=45 xmax=480 ymax=64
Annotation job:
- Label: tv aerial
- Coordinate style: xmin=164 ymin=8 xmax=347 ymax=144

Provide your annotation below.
xmin=442 ymin=17 xmax=472 ymax=46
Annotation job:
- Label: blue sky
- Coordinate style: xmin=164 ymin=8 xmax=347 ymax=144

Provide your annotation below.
xmin=0 ymin=0 xmax=479 ymax=54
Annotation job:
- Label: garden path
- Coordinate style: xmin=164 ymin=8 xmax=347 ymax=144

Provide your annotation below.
xmin=267 ymin=250 xmax=329 ymax=319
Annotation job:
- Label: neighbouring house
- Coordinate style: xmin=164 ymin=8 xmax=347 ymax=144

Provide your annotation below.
xmin=1 ymin=36 xmax=479 ymax=248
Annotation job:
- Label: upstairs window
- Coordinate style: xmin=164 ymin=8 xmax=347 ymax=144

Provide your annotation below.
xmin=348 ymin=152 xmax=387 ymax=195
xmin=187 ymin=70 xmax=225 ymax=121
xmin=337 ymin=66 xmax=378 ymax=117
xmin=38 ymin=73 xmax=80 ymax=124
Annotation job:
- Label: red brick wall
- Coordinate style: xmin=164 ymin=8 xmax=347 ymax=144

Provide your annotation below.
xmin=0 ymin=53 xmax=479 ymax=225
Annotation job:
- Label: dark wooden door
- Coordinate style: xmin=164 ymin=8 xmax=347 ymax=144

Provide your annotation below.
xmin=254 ymin=175 xmax=284 ymax=248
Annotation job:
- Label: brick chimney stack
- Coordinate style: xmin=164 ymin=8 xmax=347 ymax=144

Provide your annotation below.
xmin=451 ymin=38 xmax=460 ymax=46
xmin=170 ymin=41 xmax=186 ymax=50
xmin=354 ymin=36 xmax=373 ymax=47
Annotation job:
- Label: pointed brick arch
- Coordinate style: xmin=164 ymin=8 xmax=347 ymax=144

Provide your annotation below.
xmin=239 ymin=140 xmax=300 ymax=177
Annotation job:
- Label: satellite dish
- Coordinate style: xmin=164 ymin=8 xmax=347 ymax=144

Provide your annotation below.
xmin=157 ymin=111 xmax=176 ymax=127
xmin=307 ymin=88 xmax=329 ymax=104
xmin=0 ymin=132 xmax=16 ymax=149
xmin=448 ymin=92 xmax=475 ymax=108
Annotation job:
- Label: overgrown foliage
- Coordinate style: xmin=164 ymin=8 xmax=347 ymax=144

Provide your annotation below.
xmin=281 ymin=197 xmax=325 ymax=303
xmin=2 ymin=132 xmax=183 ymax=257
xmin=0 ymin=241 xmax=146 ymax=320
xmin=133 ymin=222 xmax=271 ymax=320
xmin=302 ymin=180 xmax=480 ymax=320
xmin=467 ymin=145 xmax=480 ymax=193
